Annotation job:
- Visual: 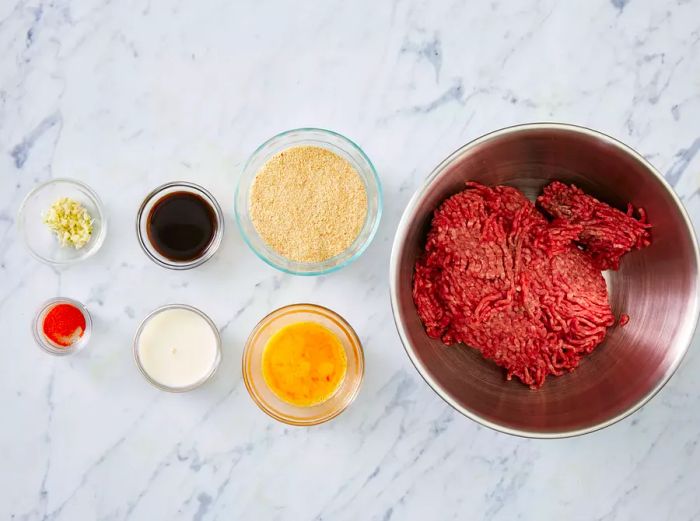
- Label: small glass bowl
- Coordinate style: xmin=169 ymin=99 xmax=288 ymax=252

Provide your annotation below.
xmin=133 ymin=304 xmax=222 ymax=392
xmin=235 ymin=128 xmax=382 ymax=276
xmin=18 ymin=178 xmax=107 ymax=266
xmin=136 ymin=181 xmax=224 ymax=270
xmin=33 ymin=297 xmax=92 ymax=355
xmin=243 ymin=303 xmax=365 ymax=426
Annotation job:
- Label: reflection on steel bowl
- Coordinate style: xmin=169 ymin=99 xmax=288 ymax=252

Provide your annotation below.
xmin=390 ymin=123 xmax=700 ymax=438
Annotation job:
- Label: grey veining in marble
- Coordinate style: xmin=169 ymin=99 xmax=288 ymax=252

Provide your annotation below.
xmin=1 ymin=0 xmax=699 ymax=520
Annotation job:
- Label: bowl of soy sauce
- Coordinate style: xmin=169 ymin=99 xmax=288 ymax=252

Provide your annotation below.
xmin=137 ymin=181 xmax=224 ymax=269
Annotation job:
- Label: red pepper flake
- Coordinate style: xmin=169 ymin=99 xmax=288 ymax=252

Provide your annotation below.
xmin=42 ymin=303 xmax=86 ymax=347
xmin=619 ymin=313 xmax=630 ymax=327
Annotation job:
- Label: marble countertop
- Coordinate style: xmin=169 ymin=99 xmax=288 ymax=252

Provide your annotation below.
xmin=2 ymin=1 xmax=700 ymax=520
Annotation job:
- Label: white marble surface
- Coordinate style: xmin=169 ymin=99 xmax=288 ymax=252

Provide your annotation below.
xmin=1 ymin=0 xmax=700 ymax=519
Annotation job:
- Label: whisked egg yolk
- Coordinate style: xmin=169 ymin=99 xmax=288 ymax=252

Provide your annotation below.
xmin=262 ymin=322 xmax=347 ymax=407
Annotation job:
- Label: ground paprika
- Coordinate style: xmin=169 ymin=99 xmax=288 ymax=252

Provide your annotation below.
xmin=42 ymin=303 xmax=86 ymax=347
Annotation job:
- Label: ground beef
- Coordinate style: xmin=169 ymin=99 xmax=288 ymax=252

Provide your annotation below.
xmin=537 ymin=181 xmax=651 ymax=271
xmin=412 ymin=182 xmax=651 ymax=389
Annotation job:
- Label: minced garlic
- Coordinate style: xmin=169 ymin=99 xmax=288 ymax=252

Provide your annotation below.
xmin=43 ymin=197 xmax=94 ymax=249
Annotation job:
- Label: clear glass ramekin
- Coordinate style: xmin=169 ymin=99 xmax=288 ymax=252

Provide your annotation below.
xmin=18 ymin=178 xmax=107 ymax=266
xmin=235 ymin=128 xmax=382 ymax=276
xmin=33 ymin=297 xmax=92 ymax=355
xmin=136 ymin=182 xmax=224 ymax=270
xmin=133 ymin=304 xmax=222 ymax=393
xmin=242 ymin=303 xmax=365 ymax=426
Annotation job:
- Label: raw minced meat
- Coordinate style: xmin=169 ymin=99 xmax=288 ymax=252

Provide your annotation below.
xmin=412 ymin=182 xmax=651 ymax=389
xmin=537 ymin=181 xmax=651 ymax=271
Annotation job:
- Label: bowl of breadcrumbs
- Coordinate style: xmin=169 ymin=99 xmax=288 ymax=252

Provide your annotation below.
xmin=235 ymin=128 xmax=382 ymax=275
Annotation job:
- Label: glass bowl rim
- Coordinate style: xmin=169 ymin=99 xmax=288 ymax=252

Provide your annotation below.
xmin=132 ymin=303 xmax=222 ymax=392
xmin=234 ymin=127 xmax=383 ymax=276
xmin=18 ymin=177 xmax=108 ymax=266
xmin=135 ymin=181 xmax=225 ymax=270
xmin=242 ymin=302 xmax=366 ymax=426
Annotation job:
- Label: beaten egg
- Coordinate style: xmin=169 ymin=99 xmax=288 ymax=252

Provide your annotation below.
xmin=262 ymin=322 xmax=347 ymax=407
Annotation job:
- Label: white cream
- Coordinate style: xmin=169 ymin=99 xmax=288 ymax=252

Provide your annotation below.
xmin=137 ymin=307 xmax=219 ymax=390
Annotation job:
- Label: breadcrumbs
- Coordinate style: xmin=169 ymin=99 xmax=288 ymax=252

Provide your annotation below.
xmin=250 ymin=146 xmax=367 ymax=263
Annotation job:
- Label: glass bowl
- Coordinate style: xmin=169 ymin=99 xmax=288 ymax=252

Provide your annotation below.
xmin=133 ymin=304 xmax=222 ymax=392
xmin=18 ymin=178 xmax=107 ymax=265
xmin=136 ymin=182 xmax=224 ymax=270
xmin=242 ymin=303 xmax=365 ymax=425
xmin=235 ymin=128 xmax=382 ymax=276
xmin=32 ymin=297 xmax=92 ymax=355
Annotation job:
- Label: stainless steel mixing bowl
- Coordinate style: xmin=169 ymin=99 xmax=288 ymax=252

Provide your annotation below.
xmin=390 ymin=123 xmax=699 ymax=438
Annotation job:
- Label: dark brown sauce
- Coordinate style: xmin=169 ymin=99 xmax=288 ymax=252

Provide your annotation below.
xmin=147 ymin=191 xmax=217 ymax=262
